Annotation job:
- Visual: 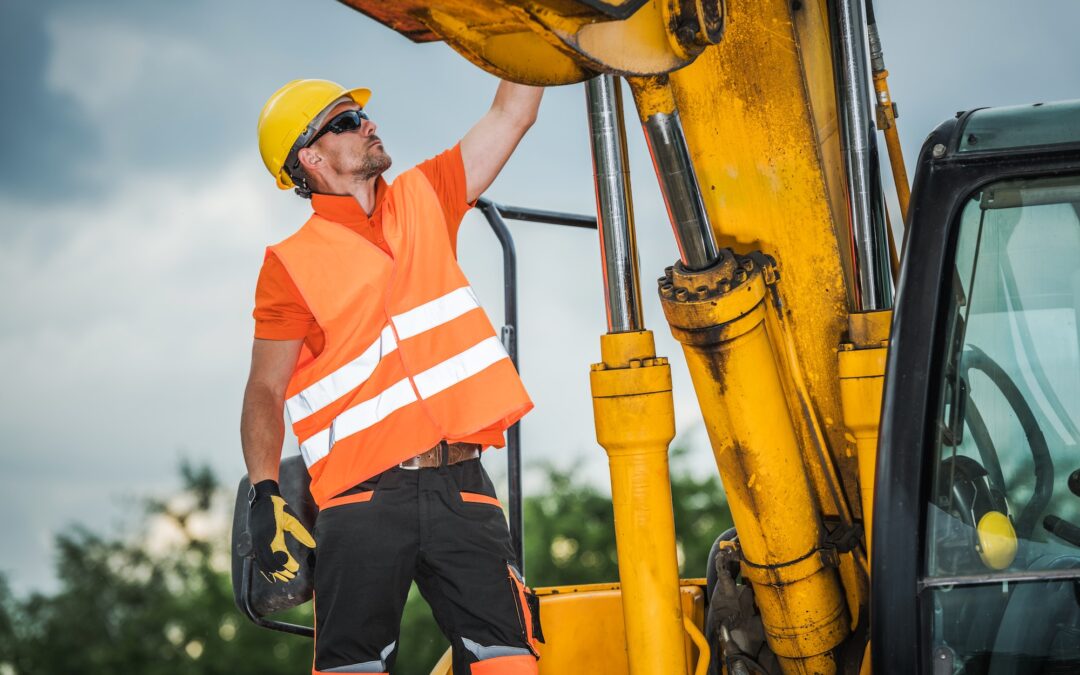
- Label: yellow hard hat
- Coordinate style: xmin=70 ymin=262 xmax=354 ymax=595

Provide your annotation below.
xmin=257 ymin=79 xmax=371 ymax=190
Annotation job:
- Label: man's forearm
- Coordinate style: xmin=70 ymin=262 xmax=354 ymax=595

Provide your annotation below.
xmin=491 ymin=80 xmax=543 ymax=129
xmin=461 ymin=80 xmax=544 ymax=202
xmin=241 ymin=383 xmax=286 ymax=484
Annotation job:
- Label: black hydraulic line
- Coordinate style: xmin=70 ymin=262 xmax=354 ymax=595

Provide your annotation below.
xmin=827 ymin=0 xmax=894 ymax=310
xmin=962 ymin=345 xmax=1054 ymax=540
xmin=474 ymin=197 xmax=597 ymax=577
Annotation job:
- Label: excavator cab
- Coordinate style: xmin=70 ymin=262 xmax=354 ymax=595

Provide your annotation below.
xmin=875 ymin=99 xmax=1080 ymax=674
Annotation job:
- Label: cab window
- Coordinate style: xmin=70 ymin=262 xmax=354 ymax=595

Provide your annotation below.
xmin=924 ymin=174 xmax=1080 ymax=674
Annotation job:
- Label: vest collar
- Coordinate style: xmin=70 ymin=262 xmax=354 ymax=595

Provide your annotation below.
xmin=310 ymin=176 xmax=389 ymax=224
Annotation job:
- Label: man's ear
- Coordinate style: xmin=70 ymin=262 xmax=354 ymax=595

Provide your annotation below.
xmin=297 ymin=147 xmax=322 ymax=173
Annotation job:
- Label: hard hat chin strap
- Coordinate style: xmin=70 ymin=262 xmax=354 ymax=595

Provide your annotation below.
xmin=294 ymin=174 xmax=313 ymax=199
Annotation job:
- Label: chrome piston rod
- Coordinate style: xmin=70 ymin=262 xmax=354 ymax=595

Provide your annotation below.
xmin=834 ymin=0 xmax=893 ymax=310
xmin=585 ymin=75 xmax=644 ymax=333
xmin=640 ymin=109 xmax=719 ymax=271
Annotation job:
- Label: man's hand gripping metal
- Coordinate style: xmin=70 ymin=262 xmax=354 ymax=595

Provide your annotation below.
xmin=248 ymin=479 xmax=316 ymax=583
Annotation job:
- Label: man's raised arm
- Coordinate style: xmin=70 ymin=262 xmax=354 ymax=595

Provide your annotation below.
xmin=460 ymin=81 xmax=544 ymax=203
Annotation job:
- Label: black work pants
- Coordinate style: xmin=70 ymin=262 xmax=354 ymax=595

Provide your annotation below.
xmin=312 ymin=458 xmax=540 ymax=675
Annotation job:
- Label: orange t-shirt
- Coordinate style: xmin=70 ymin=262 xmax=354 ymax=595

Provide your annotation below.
xmin=253 ymin=144 xmax=505 ymax=448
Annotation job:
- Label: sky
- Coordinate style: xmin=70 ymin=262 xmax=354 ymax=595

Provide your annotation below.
xmin=1 ymin=0 xmax=1078 ymax=594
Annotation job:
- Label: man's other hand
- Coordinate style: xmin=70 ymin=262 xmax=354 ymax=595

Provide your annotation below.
xmin=248 ymin=479 xmax=316 ymax=582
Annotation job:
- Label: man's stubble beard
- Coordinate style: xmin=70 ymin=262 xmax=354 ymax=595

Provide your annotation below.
xmin=355 ymin=146 xmax=392 ymax=181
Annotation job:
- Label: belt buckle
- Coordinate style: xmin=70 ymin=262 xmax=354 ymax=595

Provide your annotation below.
xmin=398 ymin=442 xmax=443 ymax=470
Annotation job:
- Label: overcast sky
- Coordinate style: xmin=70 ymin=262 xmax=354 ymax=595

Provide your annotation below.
xmin=2 ymin=0 xmax=1078 ymax=593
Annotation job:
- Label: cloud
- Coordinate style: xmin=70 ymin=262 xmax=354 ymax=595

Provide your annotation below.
xmin=0 ymin=0 xmax=101 ymax=200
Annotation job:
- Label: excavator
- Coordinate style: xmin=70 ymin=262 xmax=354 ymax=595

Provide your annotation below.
xmin=229 ymin=1 xmax=1080 ymax=673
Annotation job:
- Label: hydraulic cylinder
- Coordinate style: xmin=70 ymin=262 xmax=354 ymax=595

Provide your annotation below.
xmin=658 ymin=251 xmax=849 ymax=675
xmin=590 ymin=330 xmax=688 ymax=675
xmin=586 ymin=74 xmax=689 ymax=675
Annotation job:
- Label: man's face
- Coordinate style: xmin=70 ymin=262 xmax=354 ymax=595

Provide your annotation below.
xmin=306 ymin=101 xmax=392 ymax=182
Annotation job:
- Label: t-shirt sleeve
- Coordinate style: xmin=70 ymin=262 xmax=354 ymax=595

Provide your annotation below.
xmin=416 ymin=143 xmax=473 ymax=256
xmin=252 ymin=251 xmax=315 ymax=340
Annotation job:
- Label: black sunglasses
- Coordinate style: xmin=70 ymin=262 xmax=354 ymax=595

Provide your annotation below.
xmin=307 ymin=109 xmax=370 ymax=147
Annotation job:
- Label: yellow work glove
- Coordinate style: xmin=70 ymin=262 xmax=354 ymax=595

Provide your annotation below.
xmin=248 ymin=479 xmax=316 ymax=583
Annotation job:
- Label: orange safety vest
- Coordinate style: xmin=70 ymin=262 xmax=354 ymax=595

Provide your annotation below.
xmin=269 ymin=168 xmax=533 ymax=506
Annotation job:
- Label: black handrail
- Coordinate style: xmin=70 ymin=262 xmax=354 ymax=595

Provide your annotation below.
xmin=474 ymin=197 xmax=597 ymax=576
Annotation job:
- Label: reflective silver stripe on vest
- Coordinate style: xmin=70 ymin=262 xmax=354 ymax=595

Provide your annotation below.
xmin=412 ymin=336 xmax=510 ymax=399
xmin=285 ymin=286 xmax=480 ymax=423
xmin=392 ymin=286 xmax=480 ymax=339
xmin=286 ymin=325 xmax=397 ymax=424
xmin=299 ymin=379 xmax=417 ymax=466
xmin=297 ymin=337 xmax=512 ymax=467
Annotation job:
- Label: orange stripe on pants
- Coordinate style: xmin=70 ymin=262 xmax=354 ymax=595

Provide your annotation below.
xmin=469 ymin=654 xmax=538 ymax=675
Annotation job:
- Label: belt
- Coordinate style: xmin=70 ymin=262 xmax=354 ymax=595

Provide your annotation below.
xmin=398 ymin=441 xmax=480 ymax=470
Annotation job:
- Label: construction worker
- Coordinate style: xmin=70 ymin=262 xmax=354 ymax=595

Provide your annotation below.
xmin=243 ymin=78 xmax=544 ymax=675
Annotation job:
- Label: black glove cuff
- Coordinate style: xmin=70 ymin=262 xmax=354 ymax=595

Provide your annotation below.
xmin=250 ymin=479 xmax=281 ymax=504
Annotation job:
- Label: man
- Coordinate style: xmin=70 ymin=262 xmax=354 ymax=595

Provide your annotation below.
xmin=243 ymin=78 xmax=544 ymax=675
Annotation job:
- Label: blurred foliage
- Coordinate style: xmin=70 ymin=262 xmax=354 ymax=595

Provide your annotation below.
xmin=0 ymin=452 xmax=730 ymax=675
xmin=0 ymin=460 xmax=314 ymax=674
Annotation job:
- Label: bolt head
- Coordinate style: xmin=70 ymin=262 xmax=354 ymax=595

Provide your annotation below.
xmin=676 ymin=25 xmax=697 ymax=45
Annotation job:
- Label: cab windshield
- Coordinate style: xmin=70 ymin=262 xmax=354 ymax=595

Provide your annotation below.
xmin=924 ymin=174 xmax=1080 ymax=674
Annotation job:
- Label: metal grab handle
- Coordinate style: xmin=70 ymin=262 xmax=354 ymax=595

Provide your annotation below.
xmin=474 ymin=197 xmax=597 ymax=576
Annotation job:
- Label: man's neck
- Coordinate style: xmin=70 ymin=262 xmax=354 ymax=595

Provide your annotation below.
xmin=348 ymin=178 xmax=379 ymax=216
